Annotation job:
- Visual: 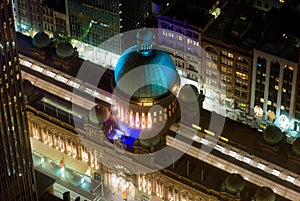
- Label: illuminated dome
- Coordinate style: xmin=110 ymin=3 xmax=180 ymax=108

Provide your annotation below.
xmin=32 ymin=32 xmax=50 ymax=49
xmin=254 ymin=187 xmax=275 ymax=201
xmin=224 ymin=173 xmax=245 ymax=194
xmin=112 ymin=28 xmax=180 ymax=144
xmin=114 ymin=28 xmax=180 ymax=99
xmin=292 ymin=138 xmax=300 ymax=156
xmin=89 ymin=105 xmax=110 ymax=125
xmin=56 ymin=42 xmax=74 ymax=59
xmin=263 ymin=126 xmax=283 ymax=146
xmin=178 ymin=84 xmax=199 ymax=103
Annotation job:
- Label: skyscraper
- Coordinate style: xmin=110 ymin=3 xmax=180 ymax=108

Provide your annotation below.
xmin=67 ymin=0 xmax=151 ymax=53
xmin=0 ymin=1 xmax=38 ymax=201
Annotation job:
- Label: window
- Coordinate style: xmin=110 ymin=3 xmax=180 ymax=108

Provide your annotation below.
xmin=257 ymin=162 xmax=265 ymax=170
xmin=272 ymin=169 xmax=280 ymax=177
xmin=243 ymin=156 xmax=251 ymax=164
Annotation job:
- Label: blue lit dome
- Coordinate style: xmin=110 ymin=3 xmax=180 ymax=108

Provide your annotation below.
xmin=114 ymin=29 xmax=180 ymax=99
xmin=32 ymin=32 xmax=50 ymax=49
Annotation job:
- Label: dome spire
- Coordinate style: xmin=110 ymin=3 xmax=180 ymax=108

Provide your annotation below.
xmin=136 ymin=27 xmax=153 ymax=56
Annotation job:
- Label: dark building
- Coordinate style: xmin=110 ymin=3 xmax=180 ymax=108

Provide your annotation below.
xmin=0 ymin=1 xmax=38 ymax=201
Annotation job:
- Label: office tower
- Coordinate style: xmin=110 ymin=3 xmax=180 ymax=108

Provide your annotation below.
xmin=67 ymin=0 xmax=151 ymax=53
xmin=0 ymin=1 xmax=38 ymax=201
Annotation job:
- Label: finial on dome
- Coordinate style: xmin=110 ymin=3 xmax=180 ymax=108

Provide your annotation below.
xmin=136 ymin=27 xmax=153 ymax=56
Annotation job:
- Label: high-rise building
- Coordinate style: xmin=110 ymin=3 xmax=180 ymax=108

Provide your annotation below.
xmin=0 ymin=1 xmax=38 ymax=200
xmin=67 ymin=0 xmax=151 ymax=53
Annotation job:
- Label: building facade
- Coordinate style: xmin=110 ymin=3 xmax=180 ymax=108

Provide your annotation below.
xmin=13 ymin=0 xmax=67 ymax=38
xmin=0 ymin=1 xmax=38 ymax=200
xmin=202 ymin=35 xmax=253 ymax=117
xmin=251 ymin=49 xmax=298 ymax=130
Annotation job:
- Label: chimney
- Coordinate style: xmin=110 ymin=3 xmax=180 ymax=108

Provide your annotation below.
xmin=63 ymin=191 xmax=71 ymax=201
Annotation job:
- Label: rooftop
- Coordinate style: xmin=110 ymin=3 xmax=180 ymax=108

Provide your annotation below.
xmin=204 ymin=2 xmax=265 ymax=50
xmin=160 ymin=0 xmax=226 ymax=29
xmin=255 ymin=5 xmax=300 ymax=62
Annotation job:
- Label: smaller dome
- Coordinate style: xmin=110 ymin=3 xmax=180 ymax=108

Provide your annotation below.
xmin=89 ymin=105 xmax=110 ymax=125
xmin=263 ymin=126 xmax=283 ymax=146
xmin=136 ymin=27 xmax=153 ymax=56
xmin=139 ymin=134 xmax=161 ymax=149
xmin=32 ymin=32 xmax=50 ymax=49
xmin=22 ymin=79 xmax=34 ymax=98
xmin=56 ymin=42 xmax=74 ymax=59
xmin=254 ymin=187 xmax=275 ymax=201
xmin=136 ymin=27 xmax=153 ymax=44
xmin=178 ymin=84 xmax=199 ymax=103
xmin=292 ymin=138 xmax=300 ymax=156
xmin=224 ymin=173 xmax=245 ymax=194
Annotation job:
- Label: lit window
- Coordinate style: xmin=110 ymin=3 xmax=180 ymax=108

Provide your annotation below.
xmin=257 ymin=163 xmax=266 ymax=170
xmin=228 ymin=150 xmax=237 ymax=158
xmin=55 ymin=75 xmax=68 ymax=83
xmin=200 ymin=138 xmax=209 ymax=145
xmin=243 ymin=156 xmax=252 ymax=164
xmin=282 ymin=88 xmax=286 ymax=93
xmin=47 ymin=71 xmax=56 ymax=78
xmin=92 ymin=91 xmax=100 ymax=98
xmin=271 ymin=169 xmax=280 ymax=177
xmin=214 ymin=144 xmax=224 ymax=152
xmin=274 ymin=85 xmax=278 ymax=90
xmin=73 ymin=82 xmax=80 ymax=89
xmin=286 ymin=175 xmax=295 ymax=183
xmin=260 ymin=98 xmax=264 ymax=103
xmin=20 ymin=59 xmax=32 ymax=67
xmin=32 ymin=64 xmax=44 ymax=73
xmin=84 ymin=88 xmax=93 ymax=94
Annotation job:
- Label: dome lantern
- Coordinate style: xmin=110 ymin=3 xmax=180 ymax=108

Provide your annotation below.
xmin=136 ymin=27 xmax=153 ymax=56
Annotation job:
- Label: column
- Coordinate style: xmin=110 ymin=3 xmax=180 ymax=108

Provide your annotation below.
xmin=263 ymin=58 xmax=271 ymax=120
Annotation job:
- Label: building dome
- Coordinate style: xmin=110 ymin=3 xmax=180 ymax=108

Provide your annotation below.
xmin=178 ymin=84 xmax=199 ymax=103
xmin=56 ymin=42 xmax=74 ymax=59
xmin=224 ymin=173 xmax=245 ymax=194
xmin=114 ymin=47 xmax=180 ymax=98
xmin=292 ymin=137 xmax=300 ymax=156
xmin=136 ymin=27 xmax=153 ymax=56
xmin=139 ymin=133 xmax=161 ymax=148
xmin=32 ymin=32 xmax=50 ymax=49
xmin=254 ymin=187 xmax=275 ymax=201
xmin=89 ymin=105 xmax=110 ymax=125
xmin=136 ymin=27 xmax=153 ymax=43
xmin=114 ymin=28 xmax=180 ymax=99
xmin=263 ymin=126 xmax=283 ymax=146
